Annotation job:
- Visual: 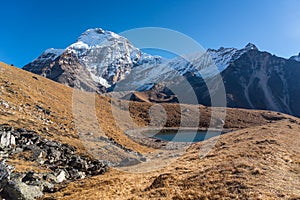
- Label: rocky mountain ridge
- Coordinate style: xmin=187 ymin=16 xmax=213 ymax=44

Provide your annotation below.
xmin=23 ymin=28 xmax=300 ymax=117
xmin=290 ymin=52 xmax=300 ymax=62
xmin=23 ymin=28 xmax=258 ymax=93
xmin=24 ymin=28 xmax=161 ymax=93
xmin=201 ymin=50 xmax=300 ymax=117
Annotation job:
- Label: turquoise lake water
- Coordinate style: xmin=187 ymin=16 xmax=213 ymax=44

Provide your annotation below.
xmin=143 ymin=130 xmax=222 ymax=142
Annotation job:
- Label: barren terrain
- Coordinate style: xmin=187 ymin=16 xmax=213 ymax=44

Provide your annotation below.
xmin=0 ymin=62 xmax=299 ymax=199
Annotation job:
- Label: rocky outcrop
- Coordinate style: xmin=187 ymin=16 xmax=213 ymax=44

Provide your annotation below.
xmin=23 ymin=28 xmax=160 ymax=93
xmin=23 ymin=50 xmax=108 ymax=93
xmin=196 ymin=49 xmax=300 ymax=117
xmin=123 ymin=47 xmax=300 ymax=117
xmin=0 ymin=125 xmax=107 ymax=199
xmin=22 ymin=28 xmax=300 ymax=117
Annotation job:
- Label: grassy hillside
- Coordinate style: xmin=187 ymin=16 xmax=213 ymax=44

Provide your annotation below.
xmin=0 ymin=62 xmax=299 ymax=199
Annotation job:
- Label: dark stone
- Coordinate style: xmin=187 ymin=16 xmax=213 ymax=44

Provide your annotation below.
xmin=0 ymin=125 xmax=108 ymax=198
xmin=68 ymin=156 xmax=88 ymax=170
xmin=35 ymin=105 xmax=51 ymax=115
xmin=22 ymin=172 xmax=41 ymax=185
xmin=25 ymin=145 xmax=41 ymax=160
xmin=16 ymin=128 xmax=27 ymax=133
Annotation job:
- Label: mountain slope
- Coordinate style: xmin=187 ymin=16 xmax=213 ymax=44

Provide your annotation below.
xmin=1 ymin=62 xmax=300 ymax=199
xmin=23 ymin=28 xmax=160 ymax=93
xmin=126 ymin=47 xmax=300 ymax=117
xmin=47 ymin=119 xmax=300 ymax=200
xmin=23 ymin=28 xmax=256 ymax=93
xmin=23 ymin=28 xmax=300 ymax=117
xmin=290 ymin=53 xmax=300 ymax=62
xmin=196 ymin=49 xmax=300 ymax=117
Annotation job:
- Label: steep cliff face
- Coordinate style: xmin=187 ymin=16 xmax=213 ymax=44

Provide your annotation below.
xmin=24 ymin=49 xmax=106 ymax=93
xmin=23 ymin=28 xmax=159 ymax=93
xmin=24 ymin=28 xmax=253 ymax=93
xmin=23 ymin=28 xmax=300 ymax=117
xmin=198 ymin=49 xmax=300 ymax=117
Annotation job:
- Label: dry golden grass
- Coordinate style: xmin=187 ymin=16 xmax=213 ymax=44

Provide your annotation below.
xmin=0 ymin=62 xmax=281 ymax=154
xmin=0 ymin=62 xmax=299 ymax=199
xmin=45 ymin=120 xmax=300 ymax=200
xmin=0 ymin=62 xmax=150 ymax=154
xmin=7 ymin=158 xmax=50 ymax=173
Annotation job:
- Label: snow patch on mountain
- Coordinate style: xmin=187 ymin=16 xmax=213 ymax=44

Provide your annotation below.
xmin=69 ymin=28 xmax=122 ymax=50
xmin=207 ymin=47 xmax=238 ymax=72
xmin=87 ymin=68 xmax=111 ymax=88
xmin=65 ymin=28 xmax=161 ymax=86
xmin=37 ymin=48 xmax=64 ymax=61
xmin=116 ymin=42 xmax=261 ymax=91
xmin=207 ymin=43 xmax=258 ymax=74
xmin=24 ymin=27 xmax=263 ymax=93
xmin=290 ymin=53 xmax=300 ymax=62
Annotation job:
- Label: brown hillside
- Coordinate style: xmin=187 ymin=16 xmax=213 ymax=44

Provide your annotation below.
xmin=0 ymin=62 xmax=299 ymax=199
xmin=46 ymin=119 xmax=300 ymax=200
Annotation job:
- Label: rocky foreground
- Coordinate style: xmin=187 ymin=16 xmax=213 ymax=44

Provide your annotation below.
xmin=0 ymin=125 xmax=106 ymax=199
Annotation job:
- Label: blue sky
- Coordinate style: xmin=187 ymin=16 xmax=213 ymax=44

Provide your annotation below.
xmin=0 ymin=0 xmax=300 ymax=67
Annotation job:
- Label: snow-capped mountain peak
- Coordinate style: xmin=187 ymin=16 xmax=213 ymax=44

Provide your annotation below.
xmin=207 ymin=47 xmax=238 ymax=72
xmin=290 ymin=53 xmax=300 ymax=62
xmin=24 ymin=28 xmax=265 ymax=94
xmin=61 ymin=28 xmax=146 ymax=87
xmin=244 ymin=42 xmax=258 ymax=51
xmin=25 ymin=28 xmax=161 ymax=91
xmin=205 ymin=43 xmax=259 ymax=75
xmin=70 ymin=28 xmax=123 ymax=50
xmin=37 ymin=48 xmax=64 ymax=61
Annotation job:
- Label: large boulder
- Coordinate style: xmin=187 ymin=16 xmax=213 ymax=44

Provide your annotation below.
xmin=0 ymin=131 xmax=16 ymax=148
xmin=0 ymin=162 xmax=43 ymax=200
xmin=4 ymin=179 xmax=43 ymax=200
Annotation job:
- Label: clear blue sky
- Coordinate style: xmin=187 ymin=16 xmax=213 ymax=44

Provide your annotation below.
xmin=1 ymin=0 xmax=300 ymax=67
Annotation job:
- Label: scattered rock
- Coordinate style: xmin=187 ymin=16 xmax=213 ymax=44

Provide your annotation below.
xmin=255 ymin=139 xmax=278 ymax=145
xmin=44 ymin=173 xmax=57 ymax=183
xmin=0 ymin=131 xmax=16 ymax=148
xmin=35 ymin=105 xmax=51 ymax=115
xmin=87 ymin=132 xmax=93 ymax=136
xmin=0 ymin=163 xmax=43 ymax=200
xmin=55 ymin=170 xmax=68 ymax=183
xmin=0 ymin=125 xmax=108 ymax=199
xmin=0 ymin=100 xmax=9 ymax=109
xmin=146 ymin=173 xmax=174 ymax=190
xmin=32 ymin=76 xmax=38 ymax=80
xmin=261 ymin=114 xmax=286 ymax=121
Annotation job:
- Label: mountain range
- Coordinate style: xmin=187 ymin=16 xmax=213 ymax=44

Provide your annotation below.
xmin=23 ymin=28 xmax=300 ymax=117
